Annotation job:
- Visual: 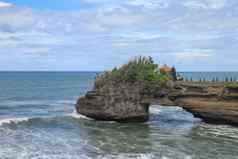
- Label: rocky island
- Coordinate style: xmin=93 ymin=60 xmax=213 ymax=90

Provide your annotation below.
xmin=76 ymin=56 xmax=238 ymax=126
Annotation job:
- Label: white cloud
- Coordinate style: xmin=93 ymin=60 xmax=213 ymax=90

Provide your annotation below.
xmin=126 ymin=0 xmax=170 ymax=9
xmin=15 ymin=47 xmax=51 ymax=55
xmin=112 ymin=42 xmax=129 ymax=48
xmin=0 ymin=0 xmax=237 ymax=71
xmin=0 ymin=1 xmax=12 ymax=8
xmin=175 ymin=51 xmax=213 ymax=61
xmin=97 ymin=12 xmax=146 ymax=27
xmin=183 ymin=0 xmax=227 ymax=10
xmin=118 ymin=32 xmax=164 ymax=40
xmin=81 ymin=0 xmax=114 ymax=3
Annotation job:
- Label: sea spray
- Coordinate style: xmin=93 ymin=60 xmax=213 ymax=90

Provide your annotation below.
xmin=149 ymin=105 xmax=162 ymax=115
xmin=0 ymin=117 xmax=30 ymax=126
xmin=0 ymin=112 xmax=92 ymax=127
xmin=68 ymin=110 xmax=93 ymax=120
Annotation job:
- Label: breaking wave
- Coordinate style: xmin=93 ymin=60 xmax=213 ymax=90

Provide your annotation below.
xmin=67 ymin=110 xmax=93 ymax=120
xmin=0 ymin=111 xmax=92 ymax=127
xmin=0 ymin=117 xmax=30 ymax=126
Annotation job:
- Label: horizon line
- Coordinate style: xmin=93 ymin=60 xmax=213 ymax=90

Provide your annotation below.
xmin=0 ymin=70 xmax=237 ymax=73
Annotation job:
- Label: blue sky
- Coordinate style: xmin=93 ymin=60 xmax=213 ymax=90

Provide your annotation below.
xmin=0 ymin=0 xmax=237 ymax=71
xmin=6 ymin=0 xmax=88 ymax=10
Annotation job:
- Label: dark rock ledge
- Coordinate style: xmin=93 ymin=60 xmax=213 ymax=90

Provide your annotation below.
xmin=169 ymin=82 xmax=238 ymax=126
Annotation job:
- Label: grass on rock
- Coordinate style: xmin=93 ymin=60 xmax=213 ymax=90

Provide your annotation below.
xmin=94 ymin=56 xmax=171 ymax=94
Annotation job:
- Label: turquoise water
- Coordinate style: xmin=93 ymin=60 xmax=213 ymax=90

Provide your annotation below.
xmin=0 ymin=72 xmax=238 ymax=159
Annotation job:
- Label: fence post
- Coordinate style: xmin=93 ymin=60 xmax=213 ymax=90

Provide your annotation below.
xmin=212 ymin=77 xmax=215 ymax=82
xmin=225 ymin=77 xmax=228 ymax=82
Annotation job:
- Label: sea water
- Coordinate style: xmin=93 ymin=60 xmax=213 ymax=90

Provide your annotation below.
xmin=0 ymin=72 xmax=238 ymax=159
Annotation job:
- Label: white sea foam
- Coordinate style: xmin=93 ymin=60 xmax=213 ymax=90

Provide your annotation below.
xmin=0 ymin=117 xmax=30 ymax=126
xmin=98 ymin=153 xmax=166 ymax=159
xmin=149 ymin=105 xmax=161 ymax=115
xmin=94 ymin=154 xmax=150 ymax=159
xmin=0 ymin=111 xmax=92 ymax=127
xmin=68 ymin=111 xmax=93 ymax=120
xmin=68 ymin=111 xmax=120 ymax=123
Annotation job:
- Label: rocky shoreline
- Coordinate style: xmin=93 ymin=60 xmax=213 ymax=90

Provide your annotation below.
xmin=76 ymin=57 xmax=238 ymax=126
xmin=166 ymin=82 xmax=238 ymax=125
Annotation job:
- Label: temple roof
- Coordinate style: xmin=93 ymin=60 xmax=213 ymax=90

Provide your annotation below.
xmin=159 ymin=65 xmax=173 ymax=73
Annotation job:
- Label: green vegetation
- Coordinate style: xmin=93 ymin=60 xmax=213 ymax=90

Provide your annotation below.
xmin=94 ymin=56 xmax=170 ymax=92
xmin=225 ymin=82 xmax=238 ymax=89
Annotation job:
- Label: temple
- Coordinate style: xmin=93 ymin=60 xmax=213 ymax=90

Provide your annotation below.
xmin=159 ymin=64 xmax=177 ymax=81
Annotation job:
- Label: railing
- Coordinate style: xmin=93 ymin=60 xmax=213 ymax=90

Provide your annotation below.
xmin=182 ymin=77 xmax=237 ymax=82
xmin=178 ymin=72 xmax=238 ymax=83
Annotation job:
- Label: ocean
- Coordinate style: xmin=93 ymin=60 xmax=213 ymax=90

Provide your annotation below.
xmin=0 ymin=72 xmax=238 ymax=159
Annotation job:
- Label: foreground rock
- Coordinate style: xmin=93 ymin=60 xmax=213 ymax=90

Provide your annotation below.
xmin=76 ymin=56 xmax=167 ymax=122
xmin=174 ymin=84 xmax=238 ymax=125
xmin=76 ymin=56 xmax=238 ymax=126
xmin=162 ymin=82 xmax=238 ymax=126
xmin=76 ymin=82 xmax=150 ymax=122
xmin=77 ymin=79 xmax=238 ymax=125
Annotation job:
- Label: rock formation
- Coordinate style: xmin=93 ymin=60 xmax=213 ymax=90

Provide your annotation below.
xmin=76 ymin=82 xmax=150 ymax=122
xmin=76 ymin=56 xmax=238 ymax=126
xmin=76 ymin=56 xmax=170 ymax=122
xmin=166 ymin=82 xmax=238 ymax=125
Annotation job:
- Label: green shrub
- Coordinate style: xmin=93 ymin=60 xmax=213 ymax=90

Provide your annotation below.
xmin=94 ymin=56 xmax=170 ymax=90
xmin=225 ymin=82 xmax=238 ymax=89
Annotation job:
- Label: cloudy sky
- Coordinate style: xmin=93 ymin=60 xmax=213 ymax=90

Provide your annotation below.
xmin=0 ymin=0 xmax=237 ymax=71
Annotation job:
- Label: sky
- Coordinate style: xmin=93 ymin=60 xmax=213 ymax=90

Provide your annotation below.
xmin=0 ymin=0 xmax=237 ymax=71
